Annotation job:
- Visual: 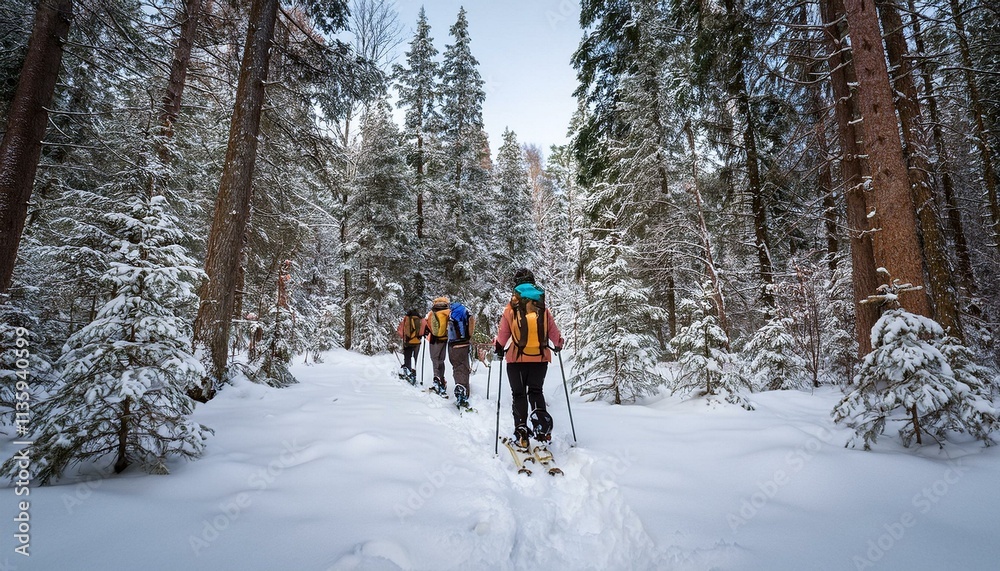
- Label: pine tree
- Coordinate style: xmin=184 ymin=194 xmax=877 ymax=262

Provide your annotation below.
xmin=833 ymin=308 xmax=998 ymax=449
xmin=573 ymin=233 xmax=664 ymax=404
xmin=3 ymin=192 xmax=211 ymax=483
xmin=668 ymin=286 xmax=753 ymax=410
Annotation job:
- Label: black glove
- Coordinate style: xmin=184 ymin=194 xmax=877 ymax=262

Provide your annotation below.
xmin=494 ymin=341 xmax=506 ymax=357
xmin=552 ymin=345 xmax=562 ymax=353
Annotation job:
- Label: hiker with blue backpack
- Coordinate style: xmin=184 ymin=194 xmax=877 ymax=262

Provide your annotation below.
xmin=423 ymin=296 xmax=476 ymax=409
xmin=447 ymin=301 xmax=475 ymax=410
xmin=493 ymin=268 xmax=564 ymax=448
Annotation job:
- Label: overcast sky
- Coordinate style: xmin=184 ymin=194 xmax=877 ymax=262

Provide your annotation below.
xmin=388 ymin=1 xmax=583 ymax=159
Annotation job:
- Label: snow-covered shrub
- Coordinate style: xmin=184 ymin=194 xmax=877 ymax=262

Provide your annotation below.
xmin=669 ymin=292 xmax=753 ymax=410
xmin=833 ymin=309 xmax=998 ymax=450
xmin=741 ymin=316 xmax=807 ymax=391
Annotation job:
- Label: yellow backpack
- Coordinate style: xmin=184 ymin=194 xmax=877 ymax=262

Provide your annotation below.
xmin=429 ymin=307 xmax=450 ymax=339
xmin=510 ymin=285 xmax=546 ymax=356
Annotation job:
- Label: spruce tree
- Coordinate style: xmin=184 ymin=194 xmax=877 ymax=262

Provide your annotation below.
xmin=493 ymin=128 xmax=537 ymax=277
xmin=573 ymin=233 xmax=664 ymax=404
xmin=4 ymin=191 xmax=210 ymax=483
xmin=436 ymin=7 xmax=491 ymax=298
xmin=349 ymin=100 xmax=412 ymax=354
xmin=393 ymin=6 xmax=443 ymax=243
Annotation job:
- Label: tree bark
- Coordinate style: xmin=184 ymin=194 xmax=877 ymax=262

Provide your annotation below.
xmin=0 ymin=0 xmax=73 ymax=295
xmin=192 ymin=0 xmax=281 ymax=399
xmin=154 ymin=0 xmax=205 ymax=162
xmin=842 ymin=0 xmax=932 ymax=318
xmin=877 ymin=0 xmax=962 ymax=338
xmin=820 ymin=0 xmax=880 ymax=355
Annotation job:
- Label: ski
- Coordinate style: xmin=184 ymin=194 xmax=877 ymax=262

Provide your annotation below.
xmin=499 ymin=436 xmax=535 ymax=476
xmin=531 ymin=443 xmax=563 ymax=476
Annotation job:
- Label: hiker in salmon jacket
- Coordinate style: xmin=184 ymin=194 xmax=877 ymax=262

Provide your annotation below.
xmin=424 ymin=297 xmax=452 ymax=396
xmin=396 ymin=310 xmax=425 ymax=385
xmin=493 ymin=268 xmax=564 ymax=447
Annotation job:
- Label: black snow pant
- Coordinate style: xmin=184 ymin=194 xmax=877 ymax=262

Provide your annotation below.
xmin=506 ymin=362 xmax=548 ymax=431
xmin=402 ymin=343 xmax=419 ymax=371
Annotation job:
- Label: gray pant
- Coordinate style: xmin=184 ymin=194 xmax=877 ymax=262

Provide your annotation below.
xmin=448 ymin=343 xmax=471 ymax=395
xmin=429 ymin=341 xmax=447 ymax=382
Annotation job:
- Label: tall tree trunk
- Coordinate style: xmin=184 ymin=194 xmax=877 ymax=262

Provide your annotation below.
xmin=877 ymin=0 xmax=962 ymax=338
xmin=948 ymin=0 xmax=1000 ymax=259
xmin=416 ymin=132 xmax=424 ymax=240
xmin=0 ymin=0 xmax=73 ymax=295
xmin=905 ymin=0 xmax=976 ymax=296
xmin=154 ymin=0 xmax=204 ymax=164
xmin=192 ymin=0 xmax=281 ymax=399
xmin=842 ymin=0 xmax=932 ymax=317
xmin=820 ymin=0 xmax=880 ymax=356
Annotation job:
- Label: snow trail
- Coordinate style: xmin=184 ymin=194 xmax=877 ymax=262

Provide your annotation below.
xmin=323 ymin=352 xmax=672 ymax=570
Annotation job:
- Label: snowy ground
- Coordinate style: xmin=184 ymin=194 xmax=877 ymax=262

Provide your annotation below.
xmin=3 ymin=348 xmax=999 ymax=570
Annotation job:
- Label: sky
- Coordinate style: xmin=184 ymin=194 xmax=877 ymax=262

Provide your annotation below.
xmin=10 ymin=348 xmax=1000 ymax=569
xmin=389 ymin=0 xmax=584 ymax=158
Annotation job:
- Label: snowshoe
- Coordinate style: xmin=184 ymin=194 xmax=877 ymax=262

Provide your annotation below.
xmin=514 ymin=425 xmax=531 ymax=449
xmin=529 ymin=409 xmax=553 ymax=443
xmin=454 ymin=385 xmax=473 ymax=411
xmin=430 ymin=376 xmax=448 ymax=398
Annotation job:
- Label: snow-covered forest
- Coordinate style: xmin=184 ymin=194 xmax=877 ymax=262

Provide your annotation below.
xmin=1 ymin=0 xmax=1000 ymax=567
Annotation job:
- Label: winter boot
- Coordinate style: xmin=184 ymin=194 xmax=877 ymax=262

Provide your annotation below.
xmin=529 ymin=410 xmax=553 ymax=443
xmin=408 ymin=368 xmax=417 ymax=385
xmin=454 ymin=385 xmax=470 ymax=410
xmin=514 ymin=425 xmax=531 ymax=449
xmin=432 ymin=376 xmax=447 ymax=397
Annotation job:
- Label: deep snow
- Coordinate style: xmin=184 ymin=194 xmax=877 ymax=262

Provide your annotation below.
xmin=3 ymin=348 xmax=999 ymax=570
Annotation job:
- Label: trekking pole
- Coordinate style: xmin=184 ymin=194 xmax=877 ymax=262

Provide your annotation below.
xmin=556 ymin=350 xmax=578 ymax=445
xmin=420 ymin=338 xmax=427 ymax=386
xmin=494 ymin=355 xmax=504 ymax=455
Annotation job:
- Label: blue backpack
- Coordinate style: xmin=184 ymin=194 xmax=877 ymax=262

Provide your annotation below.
xmin=448 ymin=303 xmax=471 ymax=343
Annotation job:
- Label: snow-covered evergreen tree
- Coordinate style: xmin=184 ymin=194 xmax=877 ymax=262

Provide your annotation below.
xmin=833 ymin=308 xmax=998 ymax=449
xmin=741 ymin=316 xmax=806 ymax=391
xmin=435 ymin=7 xmax=492 ymax=299
xmin=668 ymin=287 xmax=753 ymax=410
xmin=573 ymin=233 xmax=664 ymax=404
xmin=3 ymin=192 xmax=210 ymax=483
xmin=349 ymin=100 xmax=412 ymax=354
xmin=493 ymin=128 xmax=537 ymax=278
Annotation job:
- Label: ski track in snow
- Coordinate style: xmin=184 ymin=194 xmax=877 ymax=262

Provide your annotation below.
xmin=318 ymin=354 xmax=679 ymax=570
